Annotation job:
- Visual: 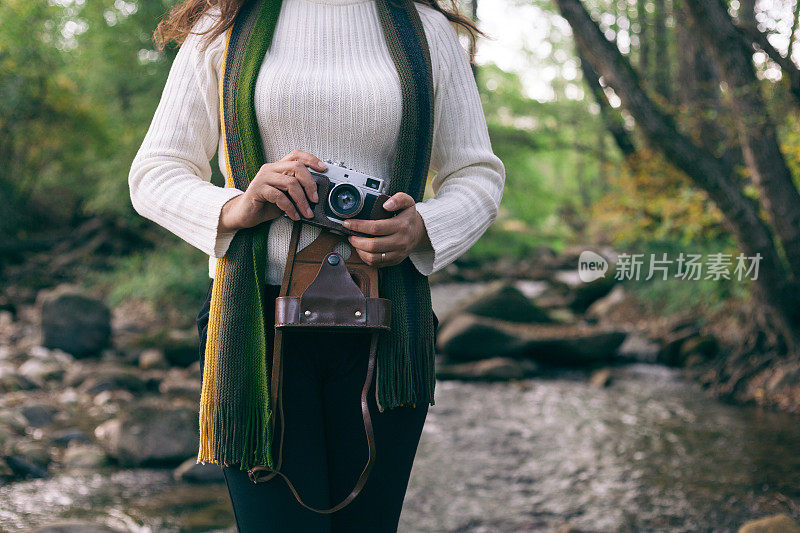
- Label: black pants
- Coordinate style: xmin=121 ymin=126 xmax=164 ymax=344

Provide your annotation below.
xmin=197 ymin=283 xmax=429 ymax=532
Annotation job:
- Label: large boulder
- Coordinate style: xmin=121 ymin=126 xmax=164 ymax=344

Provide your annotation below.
xmin=40 ymin=291 xmax=111 ymax=358
xmin=436 ymin=357 xmax=538 ymax=381
xmin=62 ymin=444 xmax=108 ymax=470
xmin=437 ymin=313 xmax=626 ymax=365
xmin=437 ymin=314 xmax=530 ymax=359
xmin=20 ymin=403 xmax=57 ymax=427
xmin=95 ymin=400 xmax=198 ymax=466
xmin=438 ymin=281 xmax=552 ymax=330
xmin=550 ymin=269 xmax=617 ymax=313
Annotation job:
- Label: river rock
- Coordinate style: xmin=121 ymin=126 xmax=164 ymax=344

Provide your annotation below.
xmin=139 ymin=348 xmax=168 ymax=370
xmin=436 ymin=357 xmax=538 ymax=381
xmin=40 ymin=291 xmax=111 ymax=358
xmin=589 ymin=368 xmax=612 ymax=388
xmin=585 ymin=285 xmax=627 ymax=323
xmin=18 ymin=358 xmax=65 ymax=384
xmin=78 ymin=367 xmax=148 ymax=394
xmin=0 ymin=424 xmax=15 ymax=447
xmin=659 ymin=325 xmax=701 ymax=366
xmin=437 ymin=314 xmax=626 ymax=365
xmin=162 ymin=328 xmax=201 ymax=367
xmin=738 ymin=514 xmax=800 ymax=533
xmin=437 ymin=314 xmax=530 ymax=359
xmin=0 ymin=410 xmax=28 ymax=433
xmin=174 ymin=457 xmax=225 ymax=483
xmin=4 ymin=454 xmax=49 ymax=479
xmin=159 ymin=374 xmax=202 ymax=398
xmin=0 ymin=369 xmax=37 ymax=393
xmin=31 ymin=523 xmax=122 ymax=533
xmin=552 ymin=269 xmax=617 ymax=313
xmin=11 ymin=440 xmax=52 ymax=468
xmin=438 ymin=281 xmax=552 ymax=330
xmin=62 ymin=443 xmax=108 ymax=469
xmin=95 ymin=401 xmax=198 ymax=466
xmin=20 ymin=403 xmax=57 ymax=427
xmin=93 ymin=389 xmax=135 ymax=406
xmin=617 ymin=332 xmax=660 ymax=363
xmin=680 ymin=335 xmax=718 ymax=360
xmin=52 ymin=429 xmax=92 ymax=447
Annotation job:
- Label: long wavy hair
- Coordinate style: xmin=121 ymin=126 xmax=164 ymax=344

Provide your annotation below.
xmin=154 ymin=0 xmax=485 ymax=51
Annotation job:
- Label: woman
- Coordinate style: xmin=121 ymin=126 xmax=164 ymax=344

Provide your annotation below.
xmin=128 ymin=0 xmax=504 ymax=529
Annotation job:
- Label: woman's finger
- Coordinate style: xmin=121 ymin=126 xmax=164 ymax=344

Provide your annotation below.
xmin=354 ymin=247 xmax=398 ymax=267
xmin=273 ymin=160 xmax=319 ymax=205
xmin=348 ymin=234 xmax=400 ymax=254
xmin=279 ymin=149 xmax=328 ymax=172
xmin=382 ymin=192 xmax=415 ymax=212
xmin=262 ymin=185 xmax=300 ymax=220
xmin=342 ymin=216 xmax=399 ymax=236
xmin=279 ymin=174 xmax=314 ymax=218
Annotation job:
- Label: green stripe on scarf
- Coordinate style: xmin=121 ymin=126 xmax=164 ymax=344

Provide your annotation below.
xmin=200 ymin=0 xmax=437 ymax=471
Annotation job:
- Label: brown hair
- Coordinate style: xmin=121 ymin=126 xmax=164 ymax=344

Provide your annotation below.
xmin=154 ymin=0 xmax=485 ymax=51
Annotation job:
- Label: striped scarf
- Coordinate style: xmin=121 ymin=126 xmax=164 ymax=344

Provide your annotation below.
xmin=198 ymin=0 xmax=437 ymax=470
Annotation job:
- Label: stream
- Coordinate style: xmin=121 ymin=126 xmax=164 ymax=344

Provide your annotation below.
xmin=2 ymin=363 xmax=799 ymax=532
xmin=1 ymin=283 xmax=799 ymax=531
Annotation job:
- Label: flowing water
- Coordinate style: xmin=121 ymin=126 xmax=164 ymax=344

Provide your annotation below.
xmin=2 ymin=283 xmax=799 ymax=532
xmin=2 ymin=364 xmax=800 ymax=532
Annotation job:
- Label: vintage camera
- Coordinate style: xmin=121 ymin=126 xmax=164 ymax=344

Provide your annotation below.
xmin=282 ymin=159 xmax=393 ymax=237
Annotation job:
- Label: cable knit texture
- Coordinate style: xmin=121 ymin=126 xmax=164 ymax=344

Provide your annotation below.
xmin=128 ymin=0 xmax=505 ymax=284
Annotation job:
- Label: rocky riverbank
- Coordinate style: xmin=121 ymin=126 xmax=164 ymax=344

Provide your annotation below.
xmin=0 ymin=244 xmax=782 ymax=484
xmin=2 ymin=240 xmax=800 ymax=530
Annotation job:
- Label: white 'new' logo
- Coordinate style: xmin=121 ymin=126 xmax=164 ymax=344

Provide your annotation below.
xmin=578 ymin=251 xmax=608 ymax=282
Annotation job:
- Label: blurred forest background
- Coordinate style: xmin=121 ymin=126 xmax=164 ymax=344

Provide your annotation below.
xmin=3 ymin=0 xmax=799 ymax=319
xmin=4 ymin=0 xmax=800 ymax=530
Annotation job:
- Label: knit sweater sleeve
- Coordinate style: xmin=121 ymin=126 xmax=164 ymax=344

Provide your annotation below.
xmin=408 ymin=8 xmax=506 ymax=276
xmin=128 ymin=12 xmax=245 ymax=259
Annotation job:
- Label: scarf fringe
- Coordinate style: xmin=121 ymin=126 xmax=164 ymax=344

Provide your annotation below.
xmin=210 ymin=397 xmax=274 ymax=469
xmin=197 ymin=257 xmax=227 ymax=464
xmin=376 ymin=265 xmax=437 ymax=411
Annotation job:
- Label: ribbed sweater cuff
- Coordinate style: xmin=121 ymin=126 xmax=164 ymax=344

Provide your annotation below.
xmin=207 ymin=187 xmax=246 ymax=258
xmin=409 ymin=200 xmax=446 ymax=276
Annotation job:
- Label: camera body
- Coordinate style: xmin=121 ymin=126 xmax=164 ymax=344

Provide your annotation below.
xmin=282 ymin=160 xmax=393 ymax=237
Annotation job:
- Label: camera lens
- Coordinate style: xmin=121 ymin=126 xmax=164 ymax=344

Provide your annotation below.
xmin=329 ymin=183 xmax=364 ymax=218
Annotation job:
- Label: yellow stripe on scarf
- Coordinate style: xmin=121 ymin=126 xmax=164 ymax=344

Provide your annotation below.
xmin=198 ymin=26 xmax=235 ymax=465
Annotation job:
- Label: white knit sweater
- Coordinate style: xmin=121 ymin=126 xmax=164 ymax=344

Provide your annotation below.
xmin=129 ymin=0 xmax=505 ymax=284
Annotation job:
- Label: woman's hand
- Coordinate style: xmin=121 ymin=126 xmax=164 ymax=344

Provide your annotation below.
xmin=343 ymin=192 xmax=432 ymax=267
xmin=218 ymin=150 xmax=327 ymax=232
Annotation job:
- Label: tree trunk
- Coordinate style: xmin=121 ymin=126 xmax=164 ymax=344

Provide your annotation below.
xmin=653 ymin=0 xmax=671 ymax=98
xmin=637 ymin=0 xmax=650 ymax=76
xmin=674 ymin=0 xmax=740 ymax=168
xmin=684 ymin=0 xmax=800 ymax=282
xmin=578 ymin=49 xmax=636 ymax=156
xmin=554 ymin=0 xmax=800 ymax=347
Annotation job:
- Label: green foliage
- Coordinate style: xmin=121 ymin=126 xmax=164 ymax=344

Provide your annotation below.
xmin=0 ymin=0 xmax=105 ymax=235
xmin=0 ymin=0 xmax=179 ymax=239
xmin=619 ymin=238 xmax=752 ymax=318
xmin=4 ymin=0 xmax=790 ymax=325
xmin=476 ymin=63 xmax=616 ymax=259
xmin=90 ymin=238 xmax=211 ymax=313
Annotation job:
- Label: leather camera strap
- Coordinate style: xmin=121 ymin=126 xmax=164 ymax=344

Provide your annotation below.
xmin=247 ymin=220 xmax=378 ymax=514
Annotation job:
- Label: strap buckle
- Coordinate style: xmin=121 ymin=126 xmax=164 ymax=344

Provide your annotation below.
xmin=247 ymin=468 xmax=262 ymax=484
